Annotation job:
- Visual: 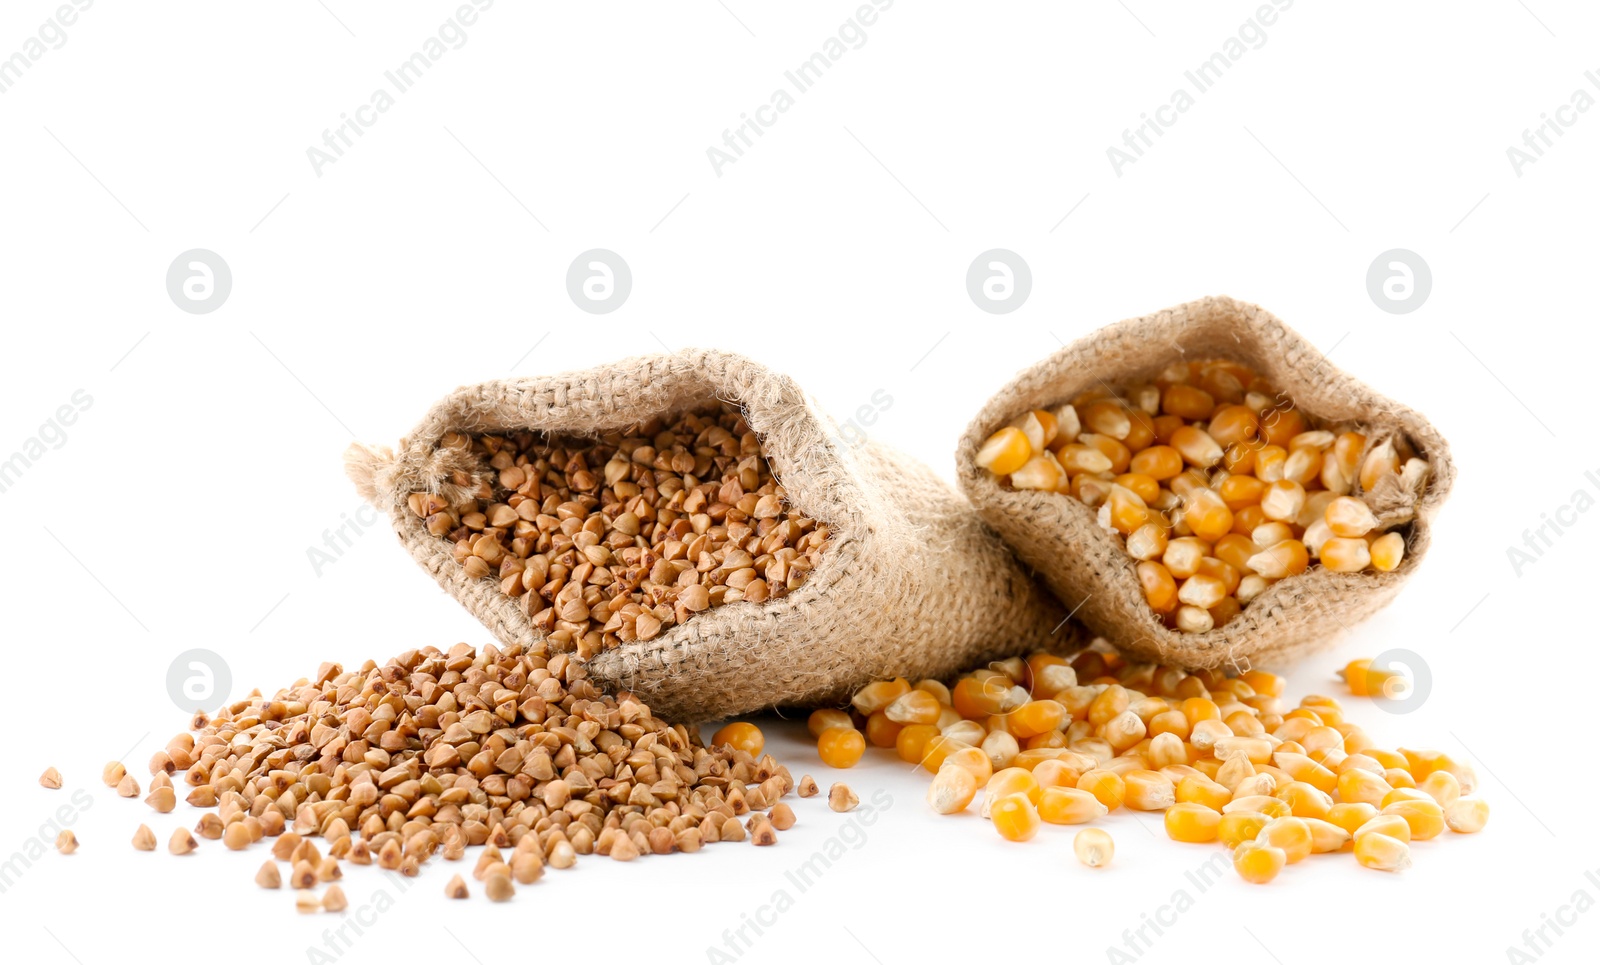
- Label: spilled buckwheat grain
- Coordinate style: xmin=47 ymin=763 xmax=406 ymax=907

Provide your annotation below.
xmin=406 ymin=403 xmax=829 ymax=660
xmin=150 ymin=641 xmax=800 ymax=903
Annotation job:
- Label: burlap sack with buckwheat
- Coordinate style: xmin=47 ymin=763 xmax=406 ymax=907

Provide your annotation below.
xmin=345 ymin=350 xmax=1066 ymax=722
xmin=956 ymin=295 xmax=1454 ymax=671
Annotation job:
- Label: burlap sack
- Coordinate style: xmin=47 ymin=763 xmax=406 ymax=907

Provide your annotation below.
xmin=347 ymin=349 xmax=1066 ymax=722
xmin=956 ymin=295 xmax=1454 ymax=671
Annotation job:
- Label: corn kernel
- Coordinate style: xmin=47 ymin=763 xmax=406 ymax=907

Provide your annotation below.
xmin=983 ymin=767 xmax=1042 ymax=817
xmin=1039 ymin=787 xmax=1109 ymax=825
xmin=1444 ymin=798 xmax=1490 ymax=833
xmin=1077 ymin=769 xmax=1126 ymax=811
xmin=816 ymin=727 xmax=866 ymax=768
xmin=1382 ymin=798 xmax=1445 ymax=840
xmin=1354 ymin=830 xmax=1411 ymax=872
xmin=1123 ymin=770 xmax=1176 ymax=810
xmin=1165 ymin=802 xmax=1222 ymax=843
xmin=975 ymin=426 xmax=1033 ymax=475
xmin=1074 ymin=828 xmax=1115 ymax=868
xmin=990 ymin=793 xmax=1041 ymax=842
xmin=1233 ymin=841 xmax=1287 ymax=884
xmin=895 ymin=724 xmax=940 ymax=765
xmin=1256 ymin=817 xmax=1312 ymax=863
xmin=1327 ymin=802 xmax=1379 ymax=837
xmin=927 ymin=765 xmax=978 ymax=815
xmin=712 ymin=722 xmax=764 ymax=756
xmin=1219 ymin=811 xmax=1271 ymax=849
xmin=1303 ymin=818 xmax=1352 ymax=853
xmin=807 ymin=708 xmax=853 ymax=737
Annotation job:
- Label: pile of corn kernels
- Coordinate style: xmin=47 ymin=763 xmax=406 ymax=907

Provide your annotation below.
xmin=797 ymin=646 xmax=1485 ymax=883
xmin=975 ymin=359 xmax=1431 ymax=633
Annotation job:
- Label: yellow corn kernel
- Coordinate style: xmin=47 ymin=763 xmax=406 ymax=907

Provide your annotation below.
xmin=1320 ymin=537 xmax=1372 ymax=573
xmin=1214 ymin=755 xmax=1256 ymax=792
xmin=1382 ymin=787 xmax=1431 ymax=809
xmin=942 ymin=720 xmax=985 ymax=748
xmin=1208 ymin=404 xmax=1260 ymax=447
xmin=806 ymin=709 xmax=853 ymax=737
xmin=1354 ymin=831 xmax=1411 ymax=872
xmin=852 ymin=678 xmax=910 ymax=715
xmin=1231 ymin=772 xmax=1278 ymax=801
xmin=711 ymin=721 xmax=765 ymax=756
xmin=1324 ymin=495 xmax=1378 ymax=538
xmin=1130 ymin=445 xmax=1184 ymax=480
xmin=894 ymin=724 xmax=940 ymax=765
xmin=1259 ymin=480 xmax=1306 ymax=522
xmin=1162 ymin=537 xmax=1211 ymax=580
xmin=1074 ymin=828 xmax=1115 ymax=868
xmin=883 ymin=689 xmax=941 ymax=726
xmin=990 ymin=793 xmax=1041 ymax=842
xmin=1115 ymin=472 xmax=1160 ymax=504
xmin=1327 ymin=802 xmax=1379 ymax=837
xmin=816 ymin=727 xmax=865 ymax=768
xmin=1126 ymin=522 xmax=1170 ymax=561
xmin=1081 ymin=400 xmax=1132 ymax=439
xmin=1146 ymin=732 xmax=1188 ymax=769
xmin=980 ymin=730 xmax=1020 ymax=772
xmin=1177 ymin=574 xmax=1227 ymax=610
xmin=1303 ymin=818 xmax=1352 ymax=853
xmin=1233 ymin=841 xmax=1287 ymax=884
xmin=1246 ymin=539 xmax=1309 ymax=579
xmin=1088 ymin=685 xmax=1130 ymax=726
xmin=1175 ymin=606 xmax=1214 ymax=633
xmin=919 ymin=735 xmax=968 ymax=774
xmin=1039 ymin=787 xmax=1109 ymax=825
xmin=1444 ymin=798 xmax=1490 ymax=833
xmin=1010 ymin=410 xmax=1055 ymax=452
xmin=1184 ymin=489 xmax=1235 ymax=542
xmin=1009 ymin=699 xmax=1069 ymax=739
xmin=1383 ymin=766 xmax=1417 ymax=789
xmin=1010 ymin=454 xmax=1065 ymax=491
xmin=1370 ymin=532 xmax=1405 ymax=571
xmin=1359 ymin=439 xmax=1400 ymax=492
xmin=1148 ymin=709 xmax=1191 ymax=740
xmin=1136 ymin=561 xmax=1178 ymax=613
xmin=976 ymin=426 xmax=1033 ymax=476
xmin=1123 ymin=770 xmax=1176 ymax=811
xmin=1176 ymin=775 xmax=1232 ymax=812
xmin=1013 ymin=747 xmax=1073 ymax=769
xmin=862 ymin=711 xmax=901 ymax=749
xmin=1077 ymin=769 xmax=1126 ymax=811
xmin=1382 ymin=798 xmax=1445 ymax=840
xmin=1276 ymin=781 xmax=1334 ymax=821
xmin=927 ymin=764 xmax=978 ymax=814
xmin=1354 ymin=814 xmax=1411 ymax=844
xmin=1214 ymin=736 xmax=1274 ymax=765
xmin=1257 ymin=817 xmax=1313 ymax=863
xmin=1170 ymin=425 xmax=1224 ymax=468
xmin=941 ymin=746 xmax=994 ymax=787
xmin=1337 ymin=768 xmax=1392 ymax=807
xmin=1223 ymin=796 xmax=1291 ymax=819
xmin=1219 ymin=811 xmax=1271 ymax=849
xmin=982 ymin=767 xmax=1042 ymax=817
xmin=1163 ymin=802 xmax=1222 ymax=843
xmin=1273 ymin=752 xmax=1337 ymax=794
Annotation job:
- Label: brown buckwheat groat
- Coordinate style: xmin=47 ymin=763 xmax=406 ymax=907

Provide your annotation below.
xmin=957 ymin=296 xmax=1453 ymax=670
xmin=348 ymin=350 xmax=1066 ymax=720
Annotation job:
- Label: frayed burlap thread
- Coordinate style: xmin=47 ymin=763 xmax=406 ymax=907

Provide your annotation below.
xmin=348 ymin=350 xmax=1067 ymax=722
xmin=956 ymin=296 xmax=1455 ymax=671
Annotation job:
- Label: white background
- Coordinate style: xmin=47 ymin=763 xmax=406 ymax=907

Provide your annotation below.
xmin=2 ymin=2 xmax=1596 ymax=962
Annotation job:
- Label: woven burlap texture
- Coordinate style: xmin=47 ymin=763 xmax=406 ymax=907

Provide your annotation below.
xmin=347 ymin=349 xmax=1067 ymax=722
xmin=956 ymin=295 xmax=1454 ymax=671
